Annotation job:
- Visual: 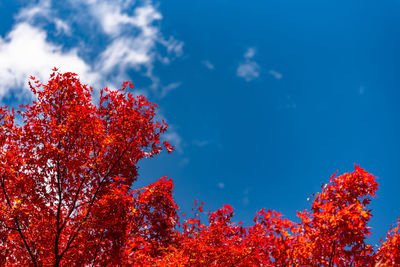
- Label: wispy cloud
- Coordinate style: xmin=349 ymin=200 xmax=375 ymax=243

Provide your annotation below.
xmin=202 ymin=60 xmax=215 ymax=70
xmin=15 ymin=0 xmax=52 ymax=23
xmin=237 ymin=62 xmax=260 ymax=82
xmin=244 ymin=47 xmax=256 ymax=60
xmin=0 ymin=0 xmax=183 ymax=100
xmin=160 ymin=82 xmax=181 ymax=99
xmin=269 ymin=70 xmax=282 ymax=80
xmin=159 ymin=36 xmax=184 ymax=58
xmin=236 ymin=47 xmax=260 ymax=82
xmin=217 ymin=182 xmax=225 ymax=189
xmin=15 ymin=0 xmax=72 ymax=36
xmin=0 ymin=0 xmax=186 ymax=158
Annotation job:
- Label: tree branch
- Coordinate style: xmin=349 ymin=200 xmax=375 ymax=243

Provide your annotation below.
xmin=0 ymin=175 xmax=37 ymax=266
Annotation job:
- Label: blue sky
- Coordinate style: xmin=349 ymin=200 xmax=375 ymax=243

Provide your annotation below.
xmin=1 ymin=0 xmax=400 ymax=245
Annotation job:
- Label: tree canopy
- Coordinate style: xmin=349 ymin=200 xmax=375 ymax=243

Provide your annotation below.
xmin=0 ymin=71 xmax=398 ymax=266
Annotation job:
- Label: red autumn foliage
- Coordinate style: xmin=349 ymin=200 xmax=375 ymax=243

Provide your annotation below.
xmin=0 ymin=71 xmax=399 ymax=266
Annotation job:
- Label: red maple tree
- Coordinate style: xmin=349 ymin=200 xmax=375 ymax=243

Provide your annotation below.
xmin=0 ymin=70 xmax=399 ymax=266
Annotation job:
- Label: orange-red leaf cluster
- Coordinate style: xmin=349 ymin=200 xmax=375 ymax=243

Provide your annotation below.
xmin=0 ymin=71 xmax=398 ymax=266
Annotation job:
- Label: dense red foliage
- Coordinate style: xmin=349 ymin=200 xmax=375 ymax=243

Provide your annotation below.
xmin=0 ymin=71 xmax=399 ymax=266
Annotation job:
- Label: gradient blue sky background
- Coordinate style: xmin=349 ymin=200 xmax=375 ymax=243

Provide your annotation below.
xmin=1 ymin=0 xmax=399 ymax=246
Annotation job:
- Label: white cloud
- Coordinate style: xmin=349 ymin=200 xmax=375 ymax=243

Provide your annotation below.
xmin=16 ymin=0 xmax=71 ymax=36
xmin=85 ymin=0 xmax=183 ymax=94
xmin=237 ymin=62 xmax=260 ymax=82
xmin=269 ymin=69 xmax=282 ymax=80
xmin=160 ymin=82 xmax=181 ymax=98
xmin=0 ymin=0 xmax=185 ymax=155
xmin=244 ymin=47 xmax=256 ymax=60
xmin=217 ymin=182 xmax=225 ymax=189
xmin=91 ymin=2 xmax=164 ymax=78
xmin=54 ymin=18 xmax=71 ymax=35
xmin=81 ymin=0 xmax=162 ymax=38
xmin=15 ymin=0 xmax=52 ymax=23
xmin=0 ymin=0 xmax=183 ymax=100
xmin=202 ymin=60 xmax=214 ymax=70
xmin=0 ymin=23 xmax=99 ymax=100
xmin=159 ymin=36 xmax=184 ymax=57
xmin=98 ymin=37 xmax=152 ymax=73
xmin=237 ymin=47 xmax=260 ymax=82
